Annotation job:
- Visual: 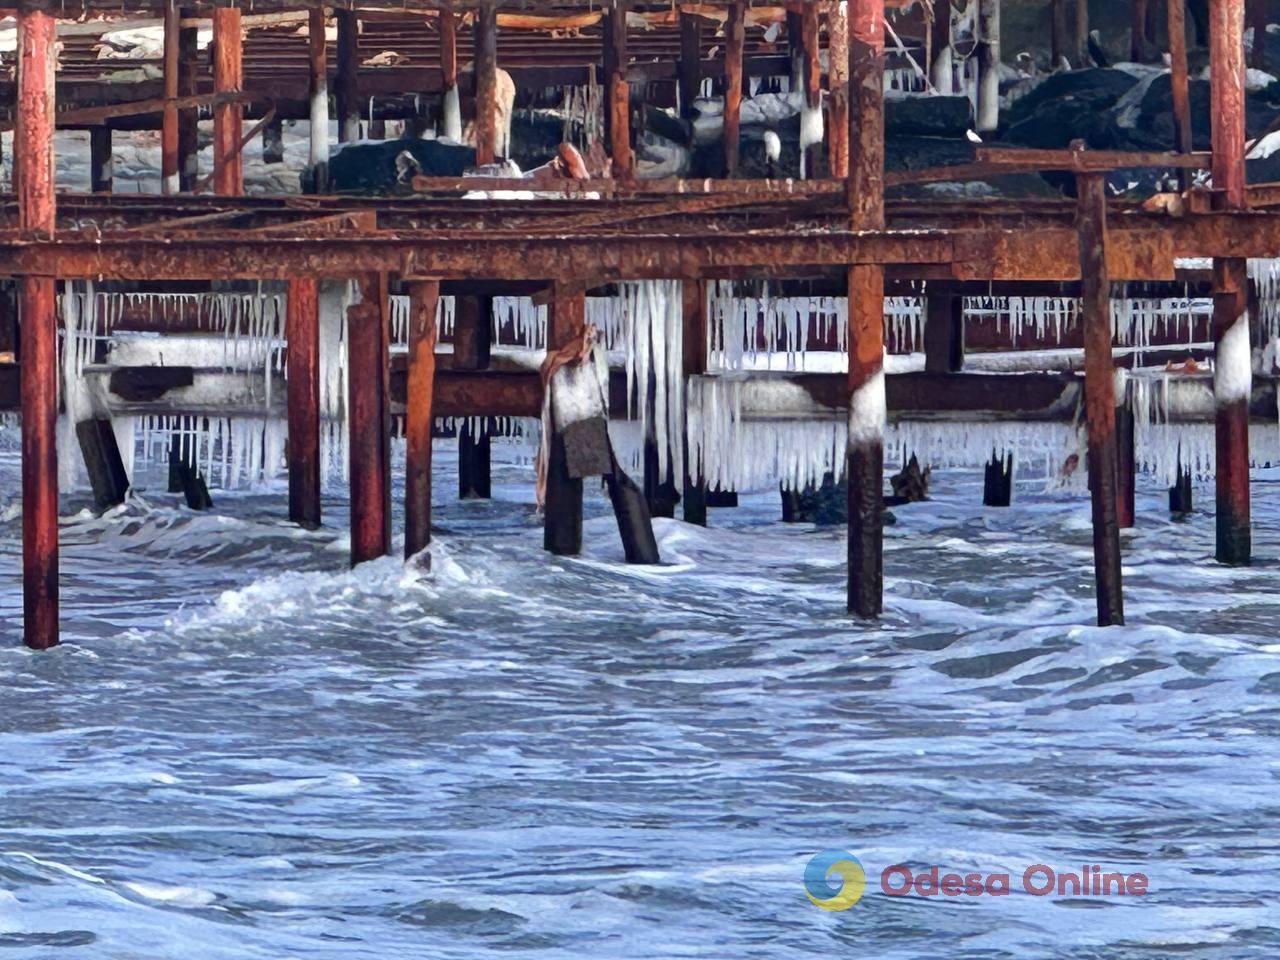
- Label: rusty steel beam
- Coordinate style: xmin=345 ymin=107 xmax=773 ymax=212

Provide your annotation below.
xmin=607 ymin=0 xmax=632 ymax=178
xmin=1168 ymin=0 xmax=1193 ymax=186
xmin=404 ymin=280 xmax=438 ymax=560
xmin=212 ymin=4 xmax=244 ymax=196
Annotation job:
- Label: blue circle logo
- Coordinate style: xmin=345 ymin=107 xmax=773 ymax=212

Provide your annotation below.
xmin=804 ymin=849 xmax=867 ymax=911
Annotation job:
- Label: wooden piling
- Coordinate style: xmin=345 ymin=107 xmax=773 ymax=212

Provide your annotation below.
xmin=347 ymin=273 xmax=392 ymax=565
xmin=178 ymin=8 xmax=199 ymax=191
xmin=827 ymin=0 xmax=850 ymax=178
xmin=801 ymin=1 xmax=822 ymax=178
xmin=983 ymin=451 xmax=1013 ymax=506
xmin=212 ymin=3 xmax=243 ymax=196
xmin=606 ymin=1 xmax=631 ymax=178
xmin=846 ymin=0 xmax=886 ymax=619
xmin=1210 ymin=0 xmax=1251 ymax=565
xmin=286 ymin=278 xmax=321 ymax=529
xmin=76 ymin=419 xmax=129 ymax=512
xmin=454 ymin=295 xmax=492 ymax=499
xmin=307 ymin=7 xmax=329 ymax=191
xmin=682 ymin=279 xmax=708 ymax=527
xmin=17 ymin=3 xmax=57 ymax=650
xmin=544 ymin=285 xmax=586 ymax=556
xmin=405 ymin=281 xmax=439 ymax=560
xmin=161 ymin=0 xmax=180 ymax=194
xmin=335 ymin=10 xmax=360 ymax=143
xmin=1168 ymin=0 xmax=1193 ymax=187
xmin=924 ymin=287 xmax=965 ymax=373
xmin=1077 ymin=172 xmax=1125 ymax=626
xmin=474 ymin=5 xmax=499 ymax=165
xmin=678 ymin=9 xmax=702 ymax=119
xmin=724 ymin=3 xmax=745 ymax=177
xmin=439 ymin=9 xmax=462 ymax=141
xmin=1116 ymin=400 xmax=1137 ymax=530
xmin=89 ymin=128 xmax=112 ymax=194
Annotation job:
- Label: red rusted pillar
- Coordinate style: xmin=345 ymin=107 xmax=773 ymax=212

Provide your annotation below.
xmin=439 ymin=9 xmax=462 ymax=140
xmin=287 ymin=278 xmax=321 ymax=529
xmin=335 ymin=11 xmax=360 ymax=143
xmin=348 ymin=274 xmax=392 ymax=565
xmin=682 ymin=280 xmax=708 ymax=526
xmin=846 ymin=0 xmax=886 ymax=619
xmin=800 ymin=1 xmax=822 ymax=178
xmin=161 ymin=0 xmax=180 ymax=194
xmin=827 ymin=0 xmax=850 ymax=178
xmin=1116 ymin=376 xmax=1137 ymax=530
xmin=307 ymin=7 xmax=329 ymax=191
xmin=212 ymin=3 xmax=243 ymax=196
xmin=1168 ymin=0 xmax=1193 ymax=187
xmin=678 ymin=9 xmax=702 ymax=119
xmin=724 ymin=3 xmax=745 ymax=177
xmin=454 ymin=295 xmax=492 ymax=499
xmin=606 ymin=1 xmax=632 ymax=178
xmin=1210 ymin=0 xmax=1251 ymax=565
xmin=1248 ymin=0 xmax=1267 ymax=69
xmin=474 ymin=5 xmax=499 ymax=165
xmin=1077 ymin=172 xmax=1125 ymax=626
xmin=545 ymin=284 xmax=586 ymax=556
xmin=405 ymin=281 xmax=439 ymax=560
xmin=178 ymin=8 xmax=199 ymax=191
xmin=17 ymin=2 xmax=57 ymax=650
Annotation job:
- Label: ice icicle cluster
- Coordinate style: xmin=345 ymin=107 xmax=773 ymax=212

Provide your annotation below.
xmin=128 ymin=414 xmax=289 ymax=490
xmin=491 ymin=296 xmax=547 ymax=349
xmin=706 ymin=282 xmax=849 ymax=370
xmin=1248 ymin=258 xmax=1280 ymax=340
xmin=621 ymin=280 xmax=685 ymax=490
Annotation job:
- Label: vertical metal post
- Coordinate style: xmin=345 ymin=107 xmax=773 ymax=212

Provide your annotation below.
xmin=287 ymin=278 xmax=321 ymax=529
xmin=405 ymin=281 xmax=439 ymax=559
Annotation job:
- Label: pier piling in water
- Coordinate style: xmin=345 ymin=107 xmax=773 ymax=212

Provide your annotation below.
xmin=287 ymin=278 xmax=321 ymax=529
xmin=405 ymin=280 xmax=439 ymax=560
xmin=348 ymin=274 xmax=392 ymax=565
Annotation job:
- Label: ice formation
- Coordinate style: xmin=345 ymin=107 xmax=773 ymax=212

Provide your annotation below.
xmin=621 ymin=280 xmax=685 ymax=490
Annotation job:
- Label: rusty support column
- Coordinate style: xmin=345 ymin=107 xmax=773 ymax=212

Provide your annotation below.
xmin=455 ymin=295 xmax=492 ymax=499
xmin=1211 ymin=0 xmax=1251 ymax=565
xmin=801 ymin=2 xmax=822 ymax=178
xmin=178 ymin=8 xmax=199 ymax=191
xmin=977 ymin=0 xmax=1001 ymax=132
xmin=307 ymin=7 xmax=329 ymax=192
xmin=606 ymin=1 xmax=632 ymax=178
xmin=212 ymin=3 xmax=243 ymax=196
xmin=440 ymin=9 xmax=462 ymax=140
xmin=545 ymin=284 xmax=586 ymax=556
xmin=347 ymin=273 xmax=392 ymax=565
xmin=1169 ymin=0 xmax=1193 ymax=188
xmin=1077 ymin=172 xmax=1125 ymax=627
xmin=474 ymin=5 xmax=499 ymax=164
xmin=924 ymin=288 xmax=964 ymax=373
xmin=682 ymin=279 xmax=708 ymax=527
xmin=89 ymin=128 xmax=112 ymax=193
xmin=827 ymin=0 xmax=850 ymax=177
xmin=335 ymin=10 xmax=360 ymax=143
xmin=287 ymin=278 xmax=321 ymax=529
xmin=17 ymin=2 xmax=57 ymax=650
xmin=846 ymin=0 xmax=886 ymax=619
xmin=161 ymin=0 xmax=179 ymax=194
xmin=679 ymin=9 xmax=702 ymax=119
xmin=405 ymin=280 xmax=439 ymax=560
xmin=724 ymin=2 xmax=745 ymax=177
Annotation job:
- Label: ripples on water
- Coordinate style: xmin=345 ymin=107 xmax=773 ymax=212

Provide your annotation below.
xmin=0 ymin=445 xmax=1277 ymax=958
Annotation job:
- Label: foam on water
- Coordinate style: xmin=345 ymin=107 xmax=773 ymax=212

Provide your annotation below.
xmin=0 ymin=442 xmax=1276 ymax=958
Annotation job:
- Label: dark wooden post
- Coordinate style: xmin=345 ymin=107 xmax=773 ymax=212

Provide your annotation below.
xmin=474 ymin=4 xmax=499 ymax=164
xmin=1077 ymin=172 xmax=1125 ymax=626
xmin=212 ymin=2 xmax=243 ymax=196
xmin=1132 ymin=0 xmax=1153 ymax=61
xmin=678 ymin=9 xmax=702 ymax=119
xmin=307 ymin=7 xmax=329 ymax=191
xmin=287 ymin=278 xmax=321 ymax=529
xmin=545 ymin=285 xmax=586 ymax=556
xmin=724 ymin=2 xmax=745 ymax=177
xmin=827 ymin=0 xmax=850 ymax=177
xmin=1076 ymin=0 xmax=1090 ymax=65
xmin=161 ymin=0 xmax=180 ymax=194
xmin=924 ymin=286 xmax=965 ymax=373
xmin=1168 ymin=0 xmax=1193 ymax=189
xmin=846 ymin=0 xmax=886 ymax=619
xmin=347 ymin=273 xmax=392 ymax=564
xmin=17 ymin=1 xmax=58 ymax=649
xmin=683 ymin=279 xmax=708 ymax=526
xmin=405 ymin=281 xmax=439 ymax=559
xmin=1248 ymin=0 xmax=1268 ymax=69
xmin=89 ymin=127 xmax=112 ymax=193
xmin=800 ymin=1 xmax=822 ymax=177
xmin=262 ymin=116 xmax=285 ymax=164
xmin=454 ymin=295 xmax=492 ymax=499
xmin=1051 ymin=0 xmax=1069 ymax=66
xmin=335 ymin=10 xmax=360 ymax=143
xmin=1116 ymin=399 xmax=1137 ymax=529
xmin=1210 ymin=0 xmax=1251 ymax=565
xmin=178 ymin=7 xmax=199 ymax=191
xmin=606 ymin=0 xmax=632 ymax=177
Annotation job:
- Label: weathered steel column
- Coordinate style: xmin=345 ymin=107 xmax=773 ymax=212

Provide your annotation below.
xmin=682 ymin=279 xmax=708 ymax=527
xmin=474 ymin=4 xmax=499 ymax=164
xmin=976 ymin=0 xmax=1001 ymax=132
xmin=455 ymin=295 xmax=492 ymax=499
xmin=827 ymin=0 xmax=850 ymax=177
xmin=1077 ymin=172 xmax=1125 ymax=626
xmin=178 ymin=7 xmax=199 ymax=191
xmin=286 ymin=278 xmax=321 ymax=529
xmin=724 ymin=2 xmax=745 ymax=176
xmin=335 ymin=10 xmax=360 ymax=143
xmin=678 ymin=9 xmax=702 ymax=118
xmin=161 ymin=0 xmax=180 ymax=194
xmin=307 ymin=7 xmax=329 ymax=191
xmin=212 ymin=2 xmax=243 ymax=196
xmin=924 ymin=287 xmax=964 ymax=373
xmin=348 ymin=274 xmax=392 ymax=564
xmin=929 ymin=0 xmax=954 ymax=93
xmin=606 ymin=0 xmax=632 ymax=177
xmin=545 ymin=284 xmax=586 ymax=556
xmin=405 ymin=281 xmax=439 ymax=559
xmin=1168 ymin=0 xmax=1193 ymax=184
xmin=846 ymin=0 xmax=886 ymax=619
xmin=439 ymin=9 xmax=462 ymax=141
xmin=800 ymin=1 xmax=822 ymax=178
xmin=1210 ymin=0 xmax=1251 ymax=565
xmin=89 ymin=128 xmax=112 ymax=193
xmin=17 ymin=1 xmax=58 ymax=650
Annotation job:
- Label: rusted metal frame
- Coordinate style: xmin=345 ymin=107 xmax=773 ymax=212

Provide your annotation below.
xmin=474 ymin=4 xmax=500 ymax=165
xmin=1077 ymin=172 xmax=1125 ymax=626
xmin=544 ymin=282 xmax=586 ymax=556
xmin=724 ymin=2 xmax=745 ymax=177
xmin=286 ymin=277 xmax=321 ymax=528
xmin=212 ymin=4 xmax=244 ymax=196
xmin=607 ymin=0 xmax=632 ymax=178
xmin=404 ymin=279 xmax=438 ymax=560
xmin=348 ymin=271 xmax=393 ymax=565
xmin=0 ymin=91 xmax=248 ymax=133
xmin=846 ymin=0 xmax=885 ymax=620
xmin=114 ymin=209 xmax=257 ymax=235
xmin=972 ymin=146 xmax=1213 ymax=171
xmin=308 ymin=7 xmax=329 ymax=191
xmin=197 ymin=103 xmax=277 ymax=194
xmin=335 ymin=10 xmax=360 ymax=143
xmin=162 ymin=0 xmax=180 ymax=194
